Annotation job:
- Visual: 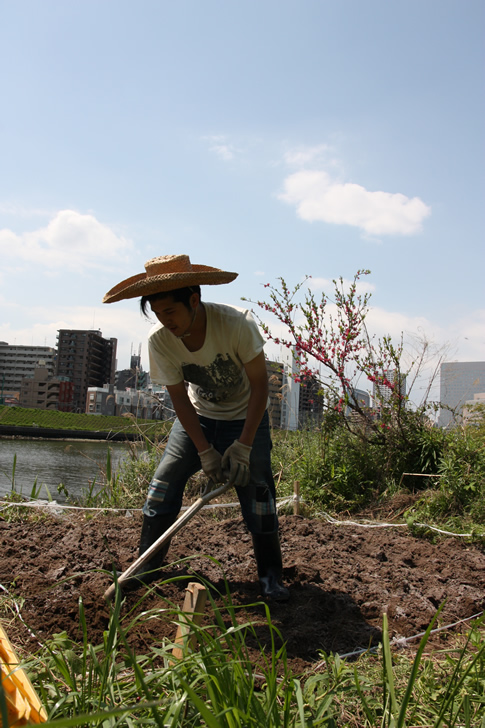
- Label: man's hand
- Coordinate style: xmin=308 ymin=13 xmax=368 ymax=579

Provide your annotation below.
xmin=198 ymin=445 xmax=223 ymax=483
xmin=221 ymin=440 xmax=252 ymax=487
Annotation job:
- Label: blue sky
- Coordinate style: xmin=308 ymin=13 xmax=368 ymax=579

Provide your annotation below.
xmin=1 ymin=0 xmax=483 ymax=402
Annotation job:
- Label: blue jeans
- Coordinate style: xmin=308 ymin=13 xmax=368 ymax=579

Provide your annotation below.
xmin=143 ymin=411 xmax=278 ymax=534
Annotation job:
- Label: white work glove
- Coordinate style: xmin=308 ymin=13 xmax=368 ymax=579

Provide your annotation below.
xmin=221 ymin=440 xmax=252 ymax=487
xmin=198 ymin=445 xmax=224 ymax=484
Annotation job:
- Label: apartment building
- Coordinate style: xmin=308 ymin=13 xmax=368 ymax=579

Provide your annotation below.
xmin=0 ymin=342 xmax=56 ymax=396
xmin=20 ymin=366 xmax=74 ymax=410
xmin=265 ymin=353 xmax=324 ymax=430
xmin=372 ymin=369 xmax=407 ymax=408
xmin=86 ymin=384 xmax=166 ymax=420
xmin=56 ymin=330 xmax=117 ymax=413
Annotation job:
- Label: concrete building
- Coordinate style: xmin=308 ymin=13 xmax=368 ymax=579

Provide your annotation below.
xmin=0 ymin=342 xmax=56 ymax=397
xmin=373 ymin=369 xmax=407 ymax=408
xmin=116 ymin=368 xmax=139 ymax=391
xmin=298 ymin=375 xmax=324 ymax=428
xmin=345 ymin=388 xmax=371 ymax=417
xmin=266 ymin=347 xmax=326 ymax=431
xmin=266 ymin=360 xmax=284 ymax=429
xmin=56 ymin=330 xmax=117 ymax=413
xmin=463 ymin=392 xmax=485 ymax=426
xmin=19 ymin=366 xmax=74 ymax=411
xmin=349 ymin=388 xmax=371 ymax=410
xmin=115 ymin=344 xmax=150 ymax=393
xmin=86 ymin=384 xmax=166 ymax=420
xmin=266 ymin=348 xmax=325 ymax=430
xmin=438 ymin=361 xmax=485 ymax=428
xmin=116 ymin=366 xmax=150 ymax=392
xmin=275 ymin=347 xmax=300 ymax=430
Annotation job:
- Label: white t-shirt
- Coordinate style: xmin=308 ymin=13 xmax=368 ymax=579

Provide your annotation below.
xmin=148 ymin=302 xmax=265 ymax=420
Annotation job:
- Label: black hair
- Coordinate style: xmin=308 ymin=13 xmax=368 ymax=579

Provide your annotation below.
xmin=140 ymin=285 xmax=202 ymax=318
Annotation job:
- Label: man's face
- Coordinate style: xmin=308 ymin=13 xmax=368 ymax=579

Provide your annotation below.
xmin=150 ymin=295 xmax=196 ymax=337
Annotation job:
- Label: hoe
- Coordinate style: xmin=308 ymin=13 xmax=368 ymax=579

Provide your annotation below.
xmin=103 ymin=479 xmax=230 ymax=601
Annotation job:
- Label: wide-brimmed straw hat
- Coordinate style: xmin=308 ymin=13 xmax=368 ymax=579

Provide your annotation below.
xmin=103 ymin=254 xmax=238 ymax=303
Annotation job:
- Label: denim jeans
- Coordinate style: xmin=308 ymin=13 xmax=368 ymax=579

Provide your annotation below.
xmin=143 ymin=410 xmax=278 ymax=534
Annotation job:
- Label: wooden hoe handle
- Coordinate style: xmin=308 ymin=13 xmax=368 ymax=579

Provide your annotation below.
xmin=103 ymin=480 xmax=230 ymax=602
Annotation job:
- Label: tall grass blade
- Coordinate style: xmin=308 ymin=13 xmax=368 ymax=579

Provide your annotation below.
xmin=112 ymin=588 xmax=166 ymax=728
xmin=105 ymin=447 xmax=112 ymax=483
xmin=11 ymin=453 xmax=17 ymax=491
xmin=353 ymin=664 xmax=376 ymax=725
xmin=30 ymin=477 xmax=41 ymax=500
xmin=175 ymin=675 xmax=228 ymax=727
xmin=433 ymin=615 xmax=485 ymax=727
xmin=382 ymin=612 xmax=398 ymax=723
xmin=396 ymin=603 xmax=445 ymax=727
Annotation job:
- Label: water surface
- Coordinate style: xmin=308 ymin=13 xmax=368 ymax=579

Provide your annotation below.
xmin=0 ymin=438 xmax=135 ymax=503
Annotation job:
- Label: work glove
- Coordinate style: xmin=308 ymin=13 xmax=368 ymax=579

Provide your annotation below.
xmin=221 ymin=440 xmax=252 ymax=487
xmin=198 ymin=445 xmax=224 ymax=484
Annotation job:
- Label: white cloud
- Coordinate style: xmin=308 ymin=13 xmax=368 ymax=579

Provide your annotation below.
xmin=365 ymin=307 xmax=432 ymax=342
xmin=279 ymin=170 xmax=431 ymax=236
xmin=203 ymin=135 xmax=238 ymax=161
xmin=0 ymin=210 xmax=133 ymax=271
xmin=283 ymin=144 xmax=333 ymax=167
xmin=0 ymin=305 xmax=153 ymax=371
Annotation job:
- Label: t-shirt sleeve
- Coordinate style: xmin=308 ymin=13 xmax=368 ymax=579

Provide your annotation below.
xmin=237 ymin=311 xmax=265 ymax=364
xmin=148 ymin=326 xmax=184 ymax=386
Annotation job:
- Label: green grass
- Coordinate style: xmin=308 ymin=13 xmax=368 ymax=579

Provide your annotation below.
xmin=2 ymin=574 xmax=484 ymax=727
xmin=0 ymin=404 xmax=165 ymax=437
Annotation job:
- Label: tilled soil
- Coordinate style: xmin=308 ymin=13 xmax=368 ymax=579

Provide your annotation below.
xmin=1 ymin=507 xmax=484 ymax=674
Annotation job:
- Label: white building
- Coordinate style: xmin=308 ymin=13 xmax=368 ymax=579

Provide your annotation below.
xmin=86 ymin=383 xmax=173 ymax=420
xmin=439 ymin=361 xmax=485 ymax=428
xmin=0 ymin=342 xmax=56 ymax=394
xmin=372 ymin=369 xmax=407 ymax=407
xmin=278 ymin=347 xmax=300 ymax=431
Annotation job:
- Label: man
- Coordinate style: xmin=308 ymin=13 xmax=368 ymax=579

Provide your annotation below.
xmin=103 ymin=254 xmax=288 ymax=601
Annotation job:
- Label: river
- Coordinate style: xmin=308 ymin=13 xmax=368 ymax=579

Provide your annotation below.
xmin=0 ymin=439 xmax=139 ymax=503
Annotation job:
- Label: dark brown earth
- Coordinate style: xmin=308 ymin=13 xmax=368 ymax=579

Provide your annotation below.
xmin=1 ymin=503 xmax=484 ymax=675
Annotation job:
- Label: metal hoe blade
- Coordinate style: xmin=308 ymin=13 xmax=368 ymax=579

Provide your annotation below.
xmin=104 ymin=480 xmax=231 ymax=601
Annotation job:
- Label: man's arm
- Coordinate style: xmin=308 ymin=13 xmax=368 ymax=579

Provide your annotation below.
xmin=238 ymin=351 xmax=269 ymax=446
xmin=166 ymin=381 xmax=210 ymax=453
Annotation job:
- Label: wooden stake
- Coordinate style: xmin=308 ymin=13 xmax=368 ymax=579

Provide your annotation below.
xmin=172 ymin=582 xmax=207 ymax=660
xmin=293 ymin=480 xmax=300 ymax=515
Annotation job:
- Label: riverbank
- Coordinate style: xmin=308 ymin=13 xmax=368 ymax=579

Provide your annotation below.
xmin=0 ymin=424 xmax=141 ymax=441
xmin=0 ymin=405 xmax=166 ymax=441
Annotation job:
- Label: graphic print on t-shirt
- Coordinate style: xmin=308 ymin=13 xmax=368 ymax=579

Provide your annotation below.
xmin=182 ymin=354 xmax=242 ymax=403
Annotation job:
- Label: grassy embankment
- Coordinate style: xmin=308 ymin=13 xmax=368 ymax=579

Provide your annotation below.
xmin=0 ymin=404 xmax=164 ymax=438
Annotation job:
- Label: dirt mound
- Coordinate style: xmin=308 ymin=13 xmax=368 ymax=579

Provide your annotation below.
xmin=1 ymin=509 xmax=484 ymax=673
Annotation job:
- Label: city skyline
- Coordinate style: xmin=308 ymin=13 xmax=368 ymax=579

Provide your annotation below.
xmin=0 ymin=1 xmax=483 ymax=401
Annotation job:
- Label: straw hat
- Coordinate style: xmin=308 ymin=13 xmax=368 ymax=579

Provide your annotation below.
xmin=103 ymin=254 xmax=238 ymax=303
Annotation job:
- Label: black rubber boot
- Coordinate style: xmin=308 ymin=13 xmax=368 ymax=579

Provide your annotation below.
xmin=252 ymin=532 xmax=289 ymax=602
xmin=125 ymin=513 xmax=177 ymax=588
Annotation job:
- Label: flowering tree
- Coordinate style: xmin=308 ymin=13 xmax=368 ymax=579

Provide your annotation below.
xmin=245 ymin=270 xmax=425 ymax=445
